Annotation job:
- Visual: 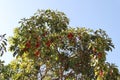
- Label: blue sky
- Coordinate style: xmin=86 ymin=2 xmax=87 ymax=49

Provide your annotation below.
xmin=0 ymin=0 xmax=120 ymax=70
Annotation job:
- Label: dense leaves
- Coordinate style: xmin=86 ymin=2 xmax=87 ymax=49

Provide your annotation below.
xmin=0 ymin=34 xmax=7 ymax=56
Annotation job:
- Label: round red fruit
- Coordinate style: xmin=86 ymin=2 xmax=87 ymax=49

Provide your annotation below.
xmin=98 ymin=52 xmax=102 ymax=59
xmin=46 ymin=40 xmax=51 ymax=47
xmin=36 ymin=42 xmax=40 ymax=48
xmin=35 ymin=50 xmax=40 ymax=57
xmin=25 ymin=40 xmax=31 ymax=48
xmin=99 ymin=70 xmax=103 ymax=77
xmin=67 ymin=33 xmax=74 ymax=39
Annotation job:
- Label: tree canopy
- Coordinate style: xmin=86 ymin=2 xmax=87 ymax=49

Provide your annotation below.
xmin=0 ymin=9 xmax=120 ymax=80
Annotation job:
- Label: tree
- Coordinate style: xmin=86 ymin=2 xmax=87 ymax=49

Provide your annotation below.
xmin=0 ymin=34 xmax=8 ymax=80
xmin=8 ymin=9 xmax=120 ymax=80
xmin=0 ymin=34 xmax=7 ymax=56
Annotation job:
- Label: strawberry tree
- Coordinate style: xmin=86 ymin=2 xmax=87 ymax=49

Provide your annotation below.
xmin=9 ymin=9 xmax=120 ymax=80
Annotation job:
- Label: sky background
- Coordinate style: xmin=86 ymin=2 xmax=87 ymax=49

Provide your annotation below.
xmin=0 ymin=0 xmax=120 ymax=70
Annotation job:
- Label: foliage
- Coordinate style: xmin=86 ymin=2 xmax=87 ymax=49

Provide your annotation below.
xmin=0 ymin=34 xmax=7 ymax=56
xmin=0 ymin=34 xmax=7 ymax=80
xmin=9 ymin=55 xmax=38 ymax=80
xmin=1 ymin=9 xmax=119 ymax=80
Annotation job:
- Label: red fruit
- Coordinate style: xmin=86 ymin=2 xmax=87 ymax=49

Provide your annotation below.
xmin=46 ymin=40 xmax=51 ymax=47
xmin=67 ymin=33 xmax=74 ymax=39
xmin=42 ymin=32 xmax=47 ymax=37
xmin=25 ymin=40 xmax=31 ymax=48
xmin=35 ymin=50 xmax=40 ymax=57
xmin=35 ymin=42 xmax=40 ymax=48
xmin=99 ymin=70 xmax=103 ymax=77
xmin=23 ymin=48 xmax=27 ymax=51
xmin=98 ymin=52 xmax=102 ymax=59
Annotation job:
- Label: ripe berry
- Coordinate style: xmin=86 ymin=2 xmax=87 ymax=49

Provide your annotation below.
xmin=67 ymin=33 xmax=74 ymax=39
xmin=25 ymin=40 xmax=31 ymax=48
xmin=46 ymin=40 xmax=51 ymax=47
xmin=99 ymin=70 xmax=103 ymax=77
xmin=35 ymin=50 xmax=40 ymax=57
xmin=35 ymin=42 xmax=40 ymax=48
xmin=98 ymin=52 xmax=102 ymax=59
